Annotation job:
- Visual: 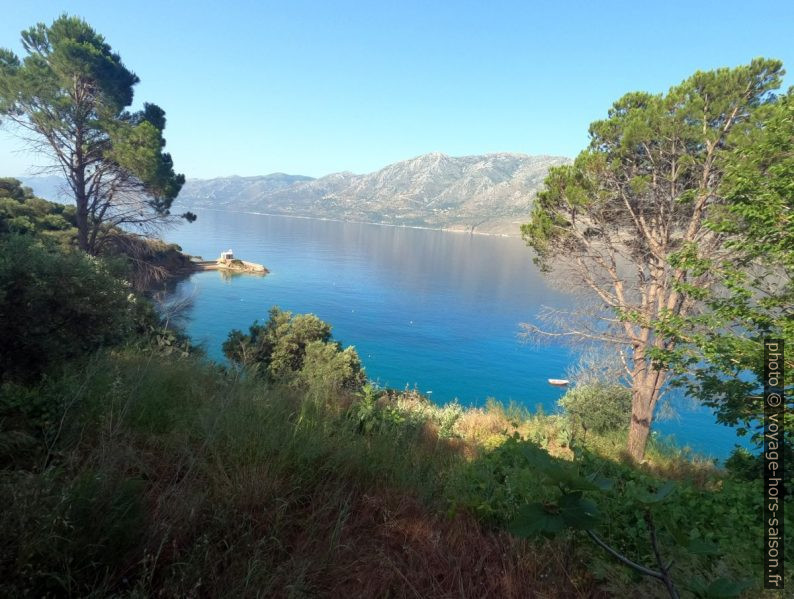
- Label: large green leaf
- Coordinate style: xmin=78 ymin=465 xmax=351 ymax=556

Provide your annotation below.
xmin=519 ymin=443 xmax=600 ymax=491
xmin=509 ymin=502 xmax=566 ymax=538
xmin=585 ymin=472 xmax=614 ymax=491
xmin=559 ymin=492 xmax=600 ymax=529
xmin=684 ymin=537 xmax=721 ymax=556
xmin=635 ymin=480 xmax=676 ymax=504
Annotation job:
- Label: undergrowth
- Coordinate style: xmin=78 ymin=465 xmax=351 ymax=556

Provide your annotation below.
xmin=0 ymin=351 xmax=597 ymax=597
xmin=1 ymin=349 xmax=788 ymax=597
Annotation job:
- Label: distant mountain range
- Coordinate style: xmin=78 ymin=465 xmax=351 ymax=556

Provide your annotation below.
xmin=176 ymin=153 xmax=569 ymax=236
xmin=19 ymin=152 xmax=570 ymax=236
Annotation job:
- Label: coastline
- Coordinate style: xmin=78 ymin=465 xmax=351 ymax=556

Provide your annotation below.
xmin=173 ymin=206 xmax=521 ymax=238
xmin=192 ymin=258 xmax=268 ymax=274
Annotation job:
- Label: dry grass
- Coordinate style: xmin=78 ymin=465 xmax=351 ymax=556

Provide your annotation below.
xmin=579 ymin=429 xmax=721 ymax=487
xmin=7 ymin=351 xmax=740 ymax=598
xmin=0 ymin=352 xmax=610 ymax=597
xmin=328 ymin=490 xmax=602 ymax=599
xmin=454 ymin=406 xmax=514 ymax=444
xmin=114 ymin=437 xmax=602 ymax=598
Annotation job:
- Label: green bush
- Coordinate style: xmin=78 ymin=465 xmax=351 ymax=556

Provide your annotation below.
xmin=348 ymin=386 xmax=431 ymax=441
xmin=0 ymin=235 xmax=136 ymax=383
xmin=571 ymin=449 xmax=787 ymax=595
xmin=223 ymin=307 xmax=365 ymax=393
xmin=0 ymin=179 xmax=77 ymax=249
xmin=450 ymin=434 xmax=793 ymax=595
xmin=447 ymin=434 xmax=556 ymax=523
xmin=724 ymin=446 xmax=762 ymax=481
xmin=298 ymin=340 xmax=365 ymax=399
xmin=436 ymin=401 xmax=464 ymax=439
xmin=558 ymin=383 xmax=632 ymax=435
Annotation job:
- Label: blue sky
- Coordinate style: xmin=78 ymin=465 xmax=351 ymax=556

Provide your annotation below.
xmin=1 ymin=0 xmax=792 ymax=178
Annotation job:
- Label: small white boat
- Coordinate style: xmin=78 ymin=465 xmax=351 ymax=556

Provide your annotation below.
xmin=548 ymin=378 xmax=570 ymax=387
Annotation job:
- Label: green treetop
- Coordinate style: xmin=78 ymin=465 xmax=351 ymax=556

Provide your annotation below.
xmin=0 ymin=15 xmax=193 ymax=254
xmin=669 ymin=88 xmax=793 ymax=453
xmin=522 ymin=58 xmax=785 ymax=460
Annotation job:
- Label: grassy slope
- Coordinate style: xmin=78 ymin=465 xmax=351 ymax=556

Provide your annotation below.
xmin=1 ymin=351 xmax=600 ymax=597
xmin=1 ymin=349 xmax=790 ymax=597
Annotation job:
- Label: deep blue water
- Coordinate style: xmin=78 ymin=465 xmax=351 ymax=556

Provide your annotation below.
xmin=164 ymin=210 xmax=748 ymax=460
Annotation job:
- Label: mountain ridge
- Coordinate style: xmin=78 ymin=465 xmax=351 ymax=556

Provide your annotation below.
xmin=18 ymin=152 xmax=571 ymax=236
xmin=177 ymin=152 xmax=570 ymax=236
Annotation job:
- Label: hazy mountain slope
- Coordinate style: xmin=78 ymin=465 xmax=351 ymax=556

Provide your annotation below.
xmin=19 ymin=173 xmax=316 ymax=207
xmin=177 ymin=173 xmax=315 ymax=209
xmin=18 ymin=175 xmax=72 ymax=204
xmin=19 ymin=153 xmax=570 ymax=236
xmin=177 ymin=153 xmax=569 ymax=236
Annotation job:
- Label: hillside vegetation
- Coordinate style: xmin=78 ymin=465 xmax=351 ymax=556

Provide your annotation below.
xmin=1 ymin=17 xmax=791 ymax=595
xmin=0 ymin=178 xmax=194 ymax=290
xmin=1 ymin=201 xmax=790 ymax=596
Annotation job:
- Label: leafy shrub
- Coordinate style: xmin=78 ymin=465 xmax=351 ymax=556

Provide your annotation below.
xmin=570 ymin=449 xmax=785 ymax=596
xmin=349 ymin=388 xmax=467 ymax=442
xmin=298 ymin=340 xmax=366 ymax=399
xmin=350 ymin=384 xmax=381 ymax=434
xmin=348 ymin=386 xmax=428 ymax=440
xmin=0 ymin=235 xmax=136 ymax=383
xmin=436 ymin=401 xmax=464 ymax=439
xmin=723 ymin=446 xmax=762 ymax=480
xmin=447 ymin=434 xmax=557 ymax=523
xmin=558 ymin=383 xmax=632 ymax=435
xmin=505 ymin=443 xmax=766 ymax=597
xmin=223 ymin=307 xmax=365 ymax=393
xmin=0 ymin=179 xmax=77 ymax=248
xmin=452 ymin=434 xmax=790 ymax=596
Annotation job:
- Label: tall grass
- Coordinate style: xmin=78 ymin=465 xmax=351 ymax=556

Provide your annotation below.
xmin=1 ymin=350 xmax=600 ymax=597
xmin=5 ymin=348 xmax=780 ymax=597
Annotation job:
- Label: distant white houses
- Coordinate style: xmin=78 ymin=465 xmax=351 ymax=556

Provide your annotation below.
xmin=220 ymin=249 xmax=234 ymax=260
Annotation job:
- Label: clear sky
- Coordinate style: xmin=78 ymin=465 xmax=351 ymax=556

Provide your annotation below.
xmin=1 ymin=0 xmax=792 ymax=179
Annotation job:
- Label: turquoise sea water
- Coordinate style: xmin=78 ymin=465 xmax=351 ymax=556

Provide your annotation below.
xmin=164 ymin=210 xmax=747 ymax=460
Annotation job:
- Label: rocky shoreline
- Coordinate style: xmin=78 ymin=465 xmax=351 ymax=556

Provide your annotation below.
xmin=191 ymin=256 xmax=268 ymax=274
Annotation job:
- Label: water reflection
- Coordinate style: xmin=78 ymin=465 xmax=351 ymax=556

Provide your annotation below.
xmin=169 ymin=209 xmax=566 ymax=312
xmin=163 ymin=209 xmax=743 ymax=459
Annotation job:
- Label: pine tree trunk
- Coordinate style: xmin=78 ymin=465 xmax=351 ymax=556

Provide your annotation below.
xmin=72 ymin=124 xmax=90 ymax=253
xmin=627 ymin=365 xmax=666 ymax=461
xmin=75 ymin=200 xmax=89 ymax=252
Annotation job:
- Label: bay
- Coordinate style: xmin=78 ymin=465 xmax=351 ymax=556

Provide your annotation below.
xmin=164 ymin=209 xmax=746 ymax=460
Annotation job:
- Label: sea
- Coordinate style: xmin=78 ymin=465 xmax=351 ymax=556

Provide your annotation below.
xmin=163 ymin=209 xmax=750 ymax=460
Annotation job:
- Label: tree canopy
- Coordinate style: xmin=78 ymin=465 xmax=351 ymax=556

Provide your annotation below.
xmin=0 ymin=15 xmax=193 ymax=253
xmin=522 ymin=58 xmax=785 ymax=460
xmin=223 ymin=307 xmax=366 ymax=394
xmin=669 ymin=88 xmax=794 ymax=451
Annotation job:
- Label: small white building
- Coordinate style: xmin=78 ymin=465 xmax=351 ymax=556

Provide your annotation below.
xmin=220 ymin=249 xmax=234 ymax=260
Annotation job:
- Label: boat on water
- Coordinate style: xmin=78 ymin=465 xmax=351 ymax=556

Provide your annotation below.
xmin=548 ymin=379 xmax=570 ymax=387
